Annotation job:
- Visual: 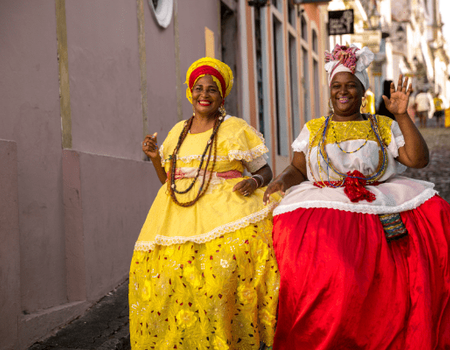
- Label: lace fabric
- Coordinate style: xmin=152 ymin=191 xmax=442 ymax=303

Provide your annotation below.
xmin=129 ymin=218 xmax=280 ymax=349
xmin=134 ymin=200 xmax=279 ymax=251
xmin=304 ymin=115 xmax=394 ymax=148
xmin=160 ymin=116 xmax=268 ymax=167
xmin=274 ymin=177 xmax=437 ymax=216
xmin=279 ymin=114 xmax=435 ymax=217
xmin=132 ymin=115 xmax=281 ymax=349
xmin=136 ymin=116 xmax=280 ymax=244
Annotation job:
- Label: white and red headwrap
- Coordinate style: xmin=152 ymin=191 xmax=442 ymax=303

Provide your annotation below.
xmin=325 ymin=44 xmax=374 ymax=90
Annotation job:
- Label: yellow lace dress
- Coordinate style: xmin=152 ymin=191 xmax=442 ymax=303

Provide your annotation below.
xmin=129 ymin=116 xmax=280 ymax=350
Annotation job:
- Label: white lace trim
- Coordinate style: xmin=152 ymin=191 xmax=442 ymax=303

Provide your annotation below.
xmin=134 ymin=200 xmax=280 ymax=251
xmin=160 ymin=144 xmax=268 ymax=166
xmin=159 ymin=145 xmax=165 ymax=167
xmin=228 ymin=144 xmax=269 ymax=162
xmin=273 ymin=188 xmax=437 ymax=216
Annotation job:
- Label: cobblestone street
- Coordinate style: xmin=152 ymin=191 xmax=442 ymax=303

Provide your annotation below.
xmin=28 ymin=127 xmax=450 ymax=350
xmin=403 ymin=127 xmax=450 ymax=203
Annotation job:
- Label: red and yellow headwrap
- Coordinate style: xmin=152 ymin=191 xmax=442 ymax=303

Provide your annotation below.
xmin=185 ymin=57 xmax=234 ymax=104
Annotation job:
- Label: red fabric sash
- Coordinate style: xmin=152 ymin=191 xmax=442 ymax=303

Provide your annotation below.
xmin=314 ymin=170 xmax=379 ymax=203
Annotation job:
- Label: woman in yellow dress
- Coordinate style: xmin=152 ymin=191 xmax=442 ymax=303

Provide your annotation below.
xmin=129 ymin=57 xmax=280 ymax=350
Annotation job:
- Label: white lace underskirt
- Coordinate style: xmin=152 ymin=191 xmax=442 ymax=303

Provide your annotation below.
xmin=273 ymin=176 xmax=437 ymax=216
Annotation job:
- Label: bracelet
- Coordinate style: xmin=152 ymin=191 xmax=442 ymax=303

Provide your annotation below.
xmin=252 ymin=174 xmax=264 ymax=188
xmin=249 ymin=177 xmax=259 ymax=188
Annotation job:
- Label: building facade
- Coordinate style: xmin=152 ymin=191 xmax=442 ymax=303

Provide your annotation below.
xmin=328 ymin=0 xmax=450 ymax=109
xmin=0 ymin=0 xmax=330 ymax=348
xmin=3 ymin=0 xmax=449 ymax=348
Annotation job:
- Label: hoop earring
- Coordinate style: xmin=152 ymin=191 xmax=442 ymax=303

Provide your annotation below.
xmin=218 ymin=105 xmax=226 ymax=118
xmin=192 ymin=105 xmax=196 ymax=117
xmin=328 ymin=99 xmax=334 ymax=112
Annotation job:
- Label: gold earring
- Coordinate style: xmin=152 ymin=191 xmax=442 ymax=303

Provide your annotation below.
xmin=192 ymin=105 xmax=195 ymax=117
xmin=328 ymin=99 xmax=334 ymax=112
xmin=360 ymin=97 xmax=367 ymax=113
xmin=361 ymin=97 xmax=367 ymax=108
xmin=218 ymin=105 xmax=226 ymax=118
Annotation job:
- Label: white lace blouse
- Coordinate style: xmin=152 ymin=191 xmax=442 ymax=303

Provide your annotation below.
xmin=274 ymin=116 xmax=436 ymax=216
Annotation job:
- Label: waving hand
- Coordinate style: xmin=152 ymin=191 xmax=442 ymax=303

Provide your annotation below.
xmin=382 ymin=74 xmax=412 ymax=116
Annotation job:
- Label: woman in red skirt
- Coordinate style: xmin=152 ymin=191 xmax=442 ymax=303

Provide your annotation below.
xmin=264 ymin=44 xmax=450 ymax=349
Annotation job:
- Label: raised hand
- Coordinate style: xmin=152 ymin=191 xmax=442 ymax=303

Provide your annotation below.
xmin=382 ymin=74 xmax=412 ymax=116
xmin=142 ymin=132 xmax=159 ymax=159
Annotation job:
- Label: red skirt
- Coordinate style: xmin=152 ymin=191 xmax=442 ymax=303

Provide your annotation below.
xmin=273 ymin=195 xmax=450 ymax=350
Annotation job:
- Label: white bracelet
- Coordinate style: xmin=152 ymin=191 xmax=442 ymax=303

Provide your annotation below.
xmin=252 ymin=174 xmax=264 ymax=188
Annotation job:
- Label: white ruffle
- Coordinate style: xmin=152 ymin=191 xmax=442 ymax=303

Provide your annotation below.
xmin=160 ymin=144 xmax=268 ymax=166
xmin=387 ymin=121 xmax=405 ymax=158
xmin=291 ymin=126 xmax=310 ymax=153
xmin=134 ymin=200 xmax=280 ymax=251
xmin=273 ymin=176 xmax=437 ymax=216
xmin=228 ymin=144 xmax=268 ymax=162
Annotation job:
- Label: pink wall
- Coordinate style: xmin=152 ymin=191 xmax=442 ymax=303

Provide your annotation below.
xmin=61 ymin=149 xmax=157 ymax=302
xmin=0 ymin=0 xmax=66 ymax=314
xmin=177 ymin=1 xmax=221 ymax=120
xmin=143 ymin=0 xmax=221 ymax=141
xmin=65 ymin=0 xmax=144 ymax=160
xmin=0 ymin=0 xmax=225 ymax=348
xmin=144 ymin=0 xmax=178 ymax=140
xmin=0 ymin=141 xmax=21 ymax=350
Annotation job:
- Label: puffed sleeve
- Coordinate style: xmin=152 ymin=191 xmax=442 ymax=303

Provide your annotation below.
xmin=222 ymin=118 xmax=269 ymax=162
xmin=291 ymin=125 xmax=310 ymax=154
xmin=387 ymin=120 xmax=405 ymax=158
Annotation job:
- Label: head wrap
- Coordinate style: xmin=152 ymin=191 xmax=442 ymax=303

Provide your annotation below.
xmin=185 ymin=57 xmax=234 ymax=104
xmin=324 ymin=44 xmax=374 ymax=91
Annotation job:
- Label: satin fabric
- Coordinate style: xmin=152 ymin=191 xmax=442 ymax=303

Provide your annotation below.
xmin=273 ymin=195 xmax=450 ymax=350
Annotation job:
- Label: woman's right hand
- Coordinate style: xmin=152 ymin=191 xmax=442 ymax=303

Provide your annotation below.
xmin=142 ymin=133 xmax=159 ymax=159
xmin=263 ymin=179 xmax=287 ymax=205
xmin=263 ymin=154 xmax=308 ymax=205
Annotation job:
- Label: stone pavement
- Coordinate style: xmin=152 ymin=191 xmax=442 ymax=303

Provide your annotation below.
xmin=28 ymin=280 xmax=131 ymax=350
xmin=28 ymin=127 xmax=450 ymax=350
xmin=402 ymin=127 xmax=450 ymax=203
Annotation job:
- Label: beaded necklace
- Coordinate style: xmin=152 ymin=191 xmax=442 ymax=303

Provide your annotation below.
xmin=329 ymin=118 xmax=371 ymax=154
xmin=309 ymin=114 xmax=388 ymax=188
xmin=168 ymin=114 xmax=224 ymax=207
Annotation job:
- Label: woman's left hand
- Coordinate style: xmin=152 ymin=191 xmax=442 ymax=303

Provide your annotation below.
xmin=382 ymin=74 xmax=412 ymax=116
xmin=233 ymin=178 xmax=258 ymax=197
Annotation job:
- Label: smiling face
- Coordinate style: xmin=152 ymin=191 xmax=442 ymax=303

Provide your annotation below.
xmin=191 ymin=75 xmax=223 ymax=118
xmin=330 ymin=72 xmax=365 ymax=121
